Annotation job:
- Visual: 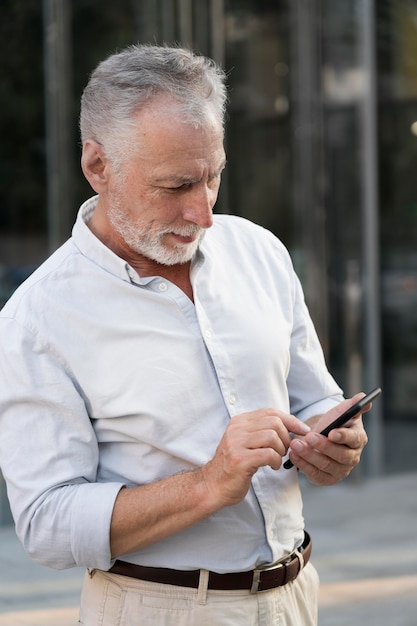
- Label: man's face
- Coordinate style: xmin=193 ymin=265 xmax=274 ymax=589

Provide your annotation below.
xmin=105 ymin=100 xmax=226 ymax=267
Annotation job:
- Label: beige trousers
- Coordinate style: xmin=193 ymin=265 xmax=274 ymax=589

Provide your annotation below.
xmin=78 ymin=562 xmax=319 ymax=625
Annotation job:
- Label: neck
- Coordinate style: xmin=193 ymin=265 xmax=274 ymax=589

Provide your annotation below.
xmin=87 ymin=208 xmax=194 ymax=301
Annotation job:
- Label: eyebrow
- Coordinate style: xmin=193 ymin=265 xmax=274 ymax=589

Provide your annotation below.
xmin=155 ymin=160 xmax=227 ymax=185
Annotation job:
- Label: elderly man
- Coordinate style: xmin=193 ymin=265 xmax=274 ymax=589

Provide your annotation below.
xmin=0 ymin=45 xmax=368 ymax=625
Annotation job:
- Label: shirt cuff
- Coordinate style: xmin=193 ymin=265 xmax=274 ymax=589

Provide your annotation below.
xmin=296 ymin=394 xmax=344 ymax=423
xmin=71 ymin=481 xmax=125 ymax=570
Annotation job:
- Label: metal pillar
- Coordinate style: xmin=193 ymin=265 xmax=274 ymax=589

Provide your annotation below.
xmin=290 ymin=0 xmax=329 ymax=351
xmin=43 ymin=0 xmax=73 ymax=253
xmin=360 ymin=0 xmax=383 ymax=475
xmin=210 ymin=0 xmax=225 ymax=66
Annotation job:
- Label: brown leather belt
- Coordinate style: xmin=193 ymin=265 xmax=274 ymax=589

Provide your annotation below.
xmin=108 ymin=532 xmax=311 ymax=593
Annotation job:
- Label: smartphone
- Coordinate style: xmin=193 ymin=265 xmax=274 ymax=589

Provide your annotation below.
xmin=283 ymin=387 xmax=382 ymax=469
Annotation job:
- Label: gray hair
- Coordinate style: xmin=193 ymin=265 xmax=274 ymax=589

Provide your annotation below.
xmin=80 ymin=44 xmax=227 ymax=164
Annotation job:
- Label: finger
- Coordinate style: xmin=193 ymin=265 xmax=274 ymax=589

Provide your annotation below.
xmin=328 ymin=420 xmax=368 ymax=449
xmin=220 ymin=420 xmax=289 ymax=473
xmin=292 ymin=432 xmax=357 ymax=467
xmin=286 ymin=438 xmax=336 ymax=480
xmin=233 ymin=409 xmax=310 ymax=440
xmin=279 ymin=413 xmax=311 ymax=437
xmin=305 ymin=431 xmax=356 ymax=462
xmin=291 ymin=454 xmax=349 ymax=486
xmin=288 ymin=439 xmax=355 ymax=484
xmin=245 ymin=429 xmax=289 ymax=457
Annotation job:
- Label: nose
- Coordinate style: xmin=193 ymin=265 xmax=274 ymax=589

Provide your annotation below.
xmin=182 ymin=183 xmax=217 ymax=229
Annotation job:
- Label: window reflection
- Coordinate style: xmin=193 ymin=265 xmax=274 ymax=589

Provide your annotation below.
xmin=0 ymin=0 xmax=416 ymax=477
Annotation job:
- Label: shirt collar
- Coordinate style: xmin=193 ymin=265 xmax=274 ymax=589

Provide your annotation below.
xmin=71 ymin=195 xmax=205 ymax=285
xmin=71 ymin=196 xmax=144 ymax=284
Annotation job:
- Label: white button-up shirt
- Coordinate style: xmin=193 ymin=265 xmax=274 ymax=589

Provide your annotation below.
xmin=0 ymin=196 xmax=343 ymax=572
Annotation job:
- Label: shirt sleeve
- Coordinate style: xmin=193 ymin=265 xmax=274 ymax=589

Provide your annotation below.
xmin=0 ymin=316 xmax=124 ymax=570
xmin=286 ymin=269 xmax=344 ymax=420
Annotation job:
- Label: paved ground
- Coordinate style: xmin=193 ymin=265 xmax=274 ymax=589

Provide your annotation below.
xmin=0 ymin=471 xmax=416 ymax=625
xmin=302 ymin=471 xmax=417 ymax=625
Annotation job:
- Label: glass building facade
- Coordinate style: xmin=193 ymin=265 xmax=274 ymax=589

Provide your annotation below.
xmin=1 ymin=0 xmax=417 ymax=522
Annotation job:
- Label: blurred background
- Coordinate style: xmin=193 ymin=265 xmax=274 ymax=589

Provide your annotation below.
xmin=0 ymin=1 xmax=416 ymax=623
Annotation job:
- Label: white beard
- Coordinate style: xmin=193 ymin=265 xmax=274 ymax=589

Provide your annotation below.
xmin=107 ymin=197 xmax=205 ymax=266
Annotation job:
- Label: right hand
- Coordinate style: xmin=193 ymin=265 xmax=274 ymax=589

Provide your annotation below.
xmin=200 ymin=408 xmax=310 ymax=507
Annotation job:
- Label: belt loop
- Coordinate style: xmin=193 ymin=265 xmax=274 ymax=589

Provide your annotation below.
xmin=294 ymin=548 xmax=304 ymax=574
xmin=250 ymin=569 xmax=261 ymax=593
xmin=197 ymin=569 xmax=209 ymax=605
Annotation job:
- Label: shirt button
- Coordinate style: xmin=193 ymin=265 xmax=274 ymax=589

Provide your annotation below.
xmin=158 ymin=282 xmax=168 ymax=292
xmin=205 ymin=329 xmax=212 ymax=339
xmin=228 ymin=395 xmax=236 ymax=406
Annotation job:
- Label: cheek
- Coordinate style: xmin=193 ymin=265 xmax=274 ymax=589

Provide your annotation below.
xmin=150 ymin=193 xmax=185 ymax=221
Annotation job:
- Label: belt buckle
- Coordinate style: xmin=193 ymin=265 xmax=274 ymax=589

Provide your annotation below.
xmin=250 ymin=548 xmax=304 ymax=593
xmin=250 ymin=561 xmax=285 ymax=593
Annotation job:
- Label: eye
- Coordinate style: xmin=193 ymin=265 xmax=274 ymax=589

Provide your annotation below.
xmin=166 ymin=182 xmax=192 ymax=192
xmin=208 ymin=173 xmax=222 ymax=188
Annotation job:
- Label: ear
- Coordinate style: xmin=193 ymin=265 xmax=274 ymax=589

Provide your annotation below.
xmin=81 ymin=140 xmax=110 ymax=193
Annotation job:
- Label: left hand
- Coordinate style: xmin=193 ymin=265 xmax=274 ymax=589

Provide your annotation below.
xmin=286 ymin=394 xmax=369 ymax=485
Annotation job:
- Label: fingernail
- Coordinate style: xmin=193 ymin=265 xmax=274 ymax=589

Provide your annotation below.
xmin=308 ymin=433 xmax=320 ymax=446
xmin=300 ymin=422 xmax=311 ymax=433
xmin=292 ymin=440 xmax=304 ymax=452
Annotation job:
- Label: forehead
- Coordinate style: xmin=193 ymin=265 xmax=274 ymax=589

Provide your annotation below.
xmin=134 ymin=92 xmax=223 ymax=132
xmin=130 ymin=98 xmax=225 ymax=172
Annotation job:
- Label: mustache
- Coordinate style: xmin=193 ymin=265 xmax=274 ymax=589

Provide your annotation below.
xmin=163 ymin=224 xmax=204 ymax=237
